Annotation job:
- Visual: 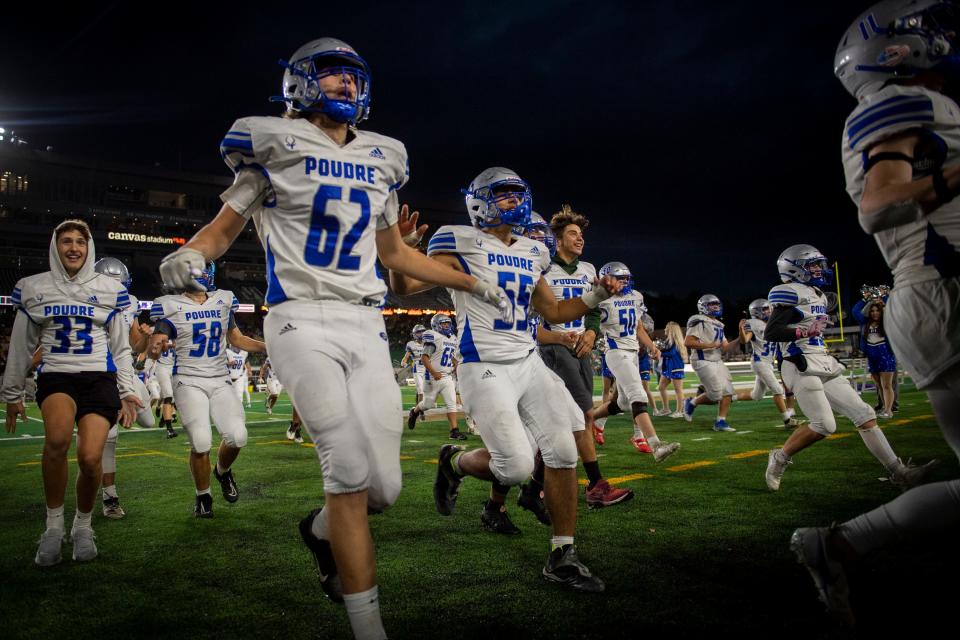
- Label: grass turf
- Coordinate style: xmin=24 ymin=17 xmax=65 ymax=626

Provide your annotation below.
xmin=0 ymin=384 xmax=954 ymax=639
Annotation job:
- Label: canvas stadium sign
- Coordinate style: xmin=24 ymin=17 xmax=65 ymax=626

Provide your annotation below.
xmin=106 ymin=232 xmax=187 ymax=245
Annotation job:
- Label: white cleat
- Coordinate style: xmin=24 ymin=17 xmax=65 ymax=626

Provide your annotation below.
xmin=886 ymin=457 xmax=940 ymax=492
xmin=765 ymin=448 xmax=791 ymax=491
xmin=669 ymin=411 xmax=684 ymax=419
xmin=652 ymin=441 xmax=680 ymax=463
xmin=789 ymin=526 xmax=854 ymax=626
xmin=70 ymin=527 xmax=98 ymax=562
xmin=34 ymin=528 xmax=64 ymax=567
xmin=652 ymin=408 xmax=671 ymax=417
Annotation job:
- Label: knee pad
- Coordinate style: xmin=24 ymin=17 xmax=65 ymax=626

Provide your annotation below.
xmin=750 ymin=385 xmax=764 ymax=402
xmin=106 ymin=424 xmax=119 ymax=443
xmin=539 ymin=432 xmax=578 ymax=470
xmin=607 ymin=400 xmax=623 ymax=416
xmin=631 ymin=401 xmax=648 ymax=418
xmin=367 ymin=472 xmax=402 ymax=513
xmin=222 ymin=426 xmax=248 ymax=449
xmin=490 ymin=453 xmax=534 ymax=486
xmin=807 ymin=418 xmax=836 ymax=437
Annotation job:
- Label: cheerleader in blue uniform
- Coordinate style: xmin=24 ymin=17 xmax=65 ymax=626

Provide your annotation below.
xmin=854 ymin=300 xmax=897 ymax=418
xmin=657 ymin=321 xmax=688 ymax=418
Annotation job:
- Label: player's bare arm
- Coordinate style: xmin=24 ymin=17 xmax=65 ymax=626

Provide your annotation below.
xmin=532 ymin=275 xmax=622 ymax=326
xmin=684 ymin=334 xmax=720 ymax=350
xmin=861 ymin=132 xmax=960 ymax=216
xmin=536 ymin=325 xmax=577 ymax=348
xmin=637 ymin=325 xmax=660 ymax=360
xmin=227 ymin=327 xmax=266 ymax=354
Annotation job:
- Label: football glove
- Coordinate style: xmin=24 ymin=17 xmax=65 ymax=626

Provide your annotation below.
xmin=160 ymin=247 xmax=208 ymax=293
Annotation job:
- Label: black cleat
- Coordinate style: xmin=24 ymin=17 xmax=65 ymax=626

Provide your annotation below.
xmin=543 ymin=545 xmax=605 ymax=593
xmin=213 ymin=467 xmax=239 ymax=503
xmin=517 ymin=483 xmax=551 ymax=526
xmin=298 ymin=508 xmax=343 ymax=603
xmin=481 ymin=504 xmax=521 ymax=535
xmin=194 ymin=493 xmax=213 ymax=518
xmin=434 ymin=444 xmax=464 ymax=516
xmin=407 ymin=408 xmax=420 ymax=430
xmin=166 ymin=426 xmax=178 ymax=439
xmin=448 ymin=428 xmax=468 ymax=441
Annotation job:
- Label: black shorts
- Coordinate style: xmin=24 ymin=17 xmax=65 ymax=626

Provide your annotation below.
xmin=539 ymin=343 xmax=594 ymax=411
xmin=36 ymin=372 xmax=121 ymax=424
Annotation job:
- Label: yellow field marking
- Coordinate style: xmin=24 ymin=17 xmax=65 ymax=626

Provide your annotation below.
xmin=666 ymin=460 xmax=717 ymax=472
xmin=727 ymin=450 xmax=767 ymax=460
xmin=17 ymin=451 xmax=170 ymax=467
xmin=825 ymin=433 xmax=855 ymax=440
xmin=255 ymin=440 xmax=298 ymax=446
xmin=399 ymin=455 xmax=415 ymax=460
xmin=605 ymin=472 xmax=654 ymax=484
xmin=426 ymin=459 xmax=438 ymax=465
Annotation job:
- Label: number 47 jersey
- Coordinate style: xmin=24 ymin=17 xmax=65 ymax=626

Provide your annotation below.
xmin=427 ymin=225 xmax=551 ymax=364
xmin=220 ymin=116 xmax=409 ymax=308
xmin=151 ymin=290 xmax=238 ymax=377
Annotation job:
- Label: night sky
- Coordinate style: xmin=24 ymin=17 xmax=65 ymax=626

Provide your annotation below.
xmin=0 ymin=1 xmax=891 ymax=301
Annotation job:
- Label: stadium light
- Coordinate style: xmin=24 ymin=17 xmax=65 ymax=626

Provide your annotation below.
xmin=0 ymin=127 xmax=5 ymax=134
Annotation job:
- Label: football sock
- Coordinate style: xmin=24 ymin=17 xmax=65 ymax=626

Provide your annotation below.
xmin=491 ymin=480 xmax=510 ymax=501
xmin=196 ymin=488 xmax=212 ymax=497
xmin=583 ymin=461 xmax=602 ymax=489
xmin=858 ymin=426 xmax=898 ymax=468
xmin=647 ymin=435 xmax=661 ymax=447
xmin=550 ymin=536 xmax=574 ymax=552
xmin=594 ymin=417 xmax=607 ymax=429
xmin=46 ymin=505 xmax=65 ymax=531
xmin=840 ymin=479 xmax=960 ymax=555
xmin=310 ymin=507 xmax=330 ymax=540
xmin=343 ymin=586 xmax=387 ymax=640
xmin=73 ymin=510 xmax=93 ymax=531
xmin=784 ymin=409 xmax=795 ymax=420
xmin=102 ymin=485 xmax=118 ymax=500
xmin=450 ymin=450 xmax=465 ymax=476
xmin=633 ymin=425 xmax=643 ymax=438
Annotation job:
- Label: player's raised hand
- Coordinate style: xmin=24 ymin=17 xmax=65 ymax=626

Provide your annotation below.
xmin=5 ymin=401 xmax=27 ymax=433
xmin=159 ymin=247 xmax=207 ymax=293
xmin=398 ymin=204 xmax=428 ymax=247
xmin=596 ymin=275 xmax=623 ymax=296
xmin=118 ymin=394 xmax=144 ymax=428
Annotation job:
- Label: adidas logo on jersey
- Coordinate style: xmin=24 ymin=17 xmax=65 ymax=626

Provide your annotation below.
xmin=278 ymin=323 xmax=297 ymax=335
xmin=369 ymin=147 xmax=385 ymax=159
xmin=88 ymin=295 xmax=99 ymax=303
xmin=481 ymin=369 xmax=496 ymax=379
xmin=529 ymin=246 xmax=540 ymax=256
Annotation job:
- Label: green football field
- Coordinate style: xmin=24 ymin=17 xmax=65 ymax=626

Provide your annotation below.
xmin=0 ymin=382 xmax=955 ymax=639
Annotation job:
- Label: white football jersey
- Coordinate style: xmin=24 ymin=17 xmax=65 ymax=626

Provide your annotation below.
xmin=744 ymin=318 xmax=777 ymax=365
xmin=842 ymin=85 xmax=960 ymax=286
xmin=426 ymin=225 xmax=551 ymax=364
xmin=157 ymin=342 xmax=175 ymax=368
xmin=540 ymin=261 xmax=596 ymax=334
xmin=150 ymin=290 xmax=238 ymax=377
xmin=768 ymin=283 xmax=829 ymax=357
xmin=220 ymin=116 xmax=408 ymax=308
xmin=263 ymin=357 xmax=279 ymax=381
xmin=226 ymin=347 xmax=249 ymax=380
xmin=599 ymin=290 xmax=645 ymax=351
xmin=142 ymin=357 xmax=158 ymax=382
xmin=12 ymin=274 xmax=131 ymax=375
xmin=405 ymin=339 xmax=424 ymax=372
xmin=686 ymin=314 xmax=725 ymax=362
xmin=420 ymin=330 xmax=458 ymax=380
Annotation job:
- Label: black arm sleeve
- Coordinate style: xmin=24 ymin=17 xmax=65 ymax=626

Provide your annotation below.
xmin=763 ymin=306 xmax=802 ymax=342
xmin=137 ymin=309 xmax=155 ymax=326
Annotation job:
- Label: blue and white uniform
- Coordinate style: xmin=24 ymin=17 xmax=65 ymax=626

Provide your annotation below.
xmin=685 ymin=313 xmax=733 ymax=401
xmin=744 ymin=318 xmax=785 ymax=400
xmin=155 ymin=342 xmax=176 ymax=400
xmin=219 ymin=115 xmax=407 ymax=506
xmin=404 ymin=339 xmax=425 ymax=395
xmin=598 ymin=290 xmax=649 ymax=407
xmin=427 ymin=225 xmax=578 ymax=482
xmin=226 ymin=347 xmax=251 ymax=404
xmin=768 ymin=283 xmax=875 ymax=435
xmin=416 ymin=329 xmax=458 ymax=412
xmin=262 ymin=356 xmax=283 ymax=397
xmin=842 ymin=84 xmax=960 ymax=388
xmin=151 ymin=290 xmax=247 ymax=453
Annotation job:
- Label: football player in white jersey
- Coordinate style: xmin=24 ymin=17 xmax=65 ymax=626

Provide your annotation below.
xmin=157 ymin=39 xmax=511 ymax=640
xmin=762 ymin=245 xmax=936 ymax=493
xmin=93 ymin=257 xmax=157 ymax=520
xmin=789 ymin=3 xmax=960 ymax=621
xmin=681 ymin=295 xmax=739 ymax=431
xmin=407 ymin=313 xmax=467 ymax=440
xmin=399 ymin=324 xmax=427 ymax=403
xmin=391 ymin=167 xmax=623 ymax=592
xmin=2 ymin=220 xmax=141 ymax=566
xmin=155 ymin=337 xmax=178 ymax=438
xmin=590 ymin=263 xmax=680 ymax=462
xmin=150 ymin=263 xmax=266 ymax=517
xmin=738 ymin=298 xmax=803 ymax=428
xmin=260 ymin=356 xmax=283 ymax=414
xmin=141 ymin=353 xmax=162 ymax=408
xmin=225 ymin=345 xmax=253 ymax=409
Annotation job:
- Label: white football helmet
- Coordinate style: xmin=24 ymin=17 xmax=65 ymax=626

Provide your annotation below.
xmin=411 ymin=324 xmax=426 ymax=341
xmin=777 ymin=244 xmax=833 ymax=286
xmin=697 ymin=294 xmax=723 ymax=318
xmin=835 ymin=0 xmax=960 ymax=99
xmin=94 ymin=257 xmax=131 ymax=288
xmin=430 ymin=313 xmax=454 ymax=336
xmin=271 ymin=37 xmax=371 ymax=124
xmin=463 ymin=167 xmax=533 ymax=228
xmin=598 ymin=261 xmax=633 ymax=295
xmin=748 ymin=298 xmax=771 ymax=320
